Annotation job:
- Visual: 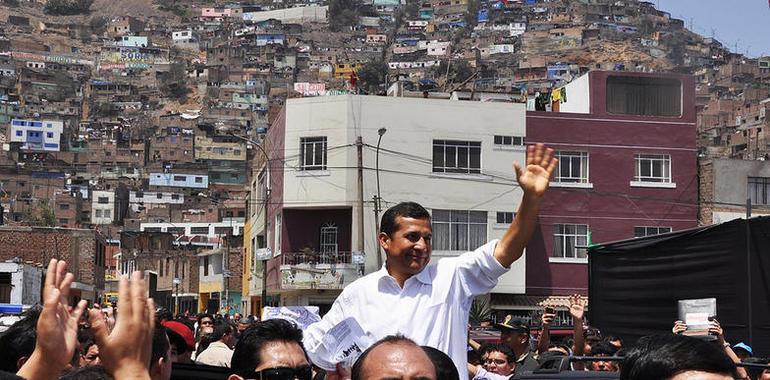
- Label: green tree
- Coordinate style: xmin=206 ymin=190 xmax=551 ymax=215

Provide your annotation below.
xmin=44 ymin=0 xmax=94 ymax=15
xmin=329 ymin=0 xmax=360 ymax=32
xmin=357 ymin=59 xmax=388 ymax=94
xmin=468 ymin=297 xmax=492 ymax=326
xmin=23 ymin=201 xmax=57 ymax=227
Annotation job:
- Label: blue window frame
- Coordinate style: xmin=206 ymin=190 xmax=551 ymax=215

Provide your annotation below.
xmin=47 ymin=132 xmax=54 ymax=138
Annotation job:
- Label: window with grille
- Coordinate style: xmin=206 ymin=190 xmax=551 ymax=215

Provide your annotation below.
xmin=493 ymin=135 xmax=525 ymax=147
xmin=634 ymin=154 xmax=671 ymax=183
xmin=634 ymin=226 xmax=672 ymax=238
xmin=433 ymin=210 xmax=487 ymax=251
xmin=190 ymin=227 xmax=209 ymax=234
xmin=496 ymin=212 xmax=515 ymax=224
xmin=553 ymin=224 xmax=588 ymax=259
xmin=320 ymin=223 xmax=339 ymax=263
xmin=432 ymin=140 xmax=481 ymax=174
xmin=300 ymin=137 xmax=327 ymax=170
xmin=554 ymin=151 xmax=589 ymax=183
xmin=748 ymin=177 xmax=770 ymax=205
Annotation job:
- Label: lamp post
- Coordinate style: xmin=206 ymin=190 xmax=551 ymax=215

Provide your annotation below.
xmin=228 ymin=133 xmax=271 ymax=314
xmin=374 ymin=128 xmax=387 ymax=268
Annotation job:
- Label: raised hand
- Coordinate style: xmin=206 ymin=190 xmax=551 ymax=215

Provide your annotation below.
xmin=569 ymin=294 xmax=585 ymax=321
xmin=514 ymin=143 xmax=557 ymax=198
xmin=89 ymin=271 xmax=155 ymax=380
xmin=672 ymin=320 xmax=687 ymax=335
xmin=17 ymin=259 xmax=88 ymax=379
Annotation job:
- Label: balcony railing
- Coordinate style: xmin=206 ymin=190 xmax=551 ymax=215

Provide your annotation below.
xmin=279 ymin=251 xmax=363 ymax=290
xmin=281 ymin=251 xmax=354 ymax=266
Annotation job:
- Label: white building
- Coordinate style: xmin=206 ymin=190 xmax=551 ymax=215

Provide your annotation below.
xmin=128 ymin=191 xmax=184 ymax=212
xmin=244 ymin=95 xmax=527 ymax=312
xmin=140 ymin=221 xmax=244 ymax=247
xmin=0 ymin=261 xmax=43 ymax=305
xmin=426 ymin=41 xmax=451 ymax=56
xmin=8 ymin=119 xmax=64 ymax=152
xmin=92 ymin=190 xmax=116 ymax=225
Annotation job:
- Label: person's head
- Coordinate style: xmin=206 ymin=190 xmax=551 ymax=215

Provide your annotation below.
xmin=156 ymin=308 xmax=173 ymax=323
xmin=229 ymin=319 xmax=310 ymax=380
xmin=197 ymin=313 xmax=215 ymax=336
xmin=150 ymin=326 xmax=172 ymax=380
xmin=620 ymin=334 xmax=736 ymax=380
xmin=237 ymin=316 xmax=255 ymax=334
xmin=742 ymin=357 xmax=769 ymax=380
xmin=547 ymin=343 xmax=571 ymax=356
xmin=584 ymin=327 xmax=603 ymax=353
xmin=0 ymin=306 xmax=41 ymax=371
xmin=78 ymin=340 xmax=101 ymax=367
xmin=351 ymin=335 xmax=436 ymax=380
xmin=421 ymin=346 xmax=459 ymax=380
xmin=733 ymin=342 xmax=754 ymax=360
xmin=477 ymin=343 xmax=496 ymax=363
xmin=378 ymin=202 xmax=433 ymax=279
xmin=483 ymin=344 xmax=515 ymax=376
xmin=161 ymin=321 xmax=194 ymax=363
xmin=210 ymin=320 xmax=236 ymax=348
xmin=59 ymin=365 xmax=114 ymax=380
xmin=498 ymin=315 xmax=530 ymax=354
xmin=589 ymin=341 xmax=619 ymax=372
xmin=233 ymin=313 xmax=242 ymax=323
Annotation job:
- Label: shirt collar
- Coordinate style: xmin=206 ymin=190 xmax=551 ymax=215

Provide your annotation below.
xmin=378 ymin=262 xmax=434 ymax=286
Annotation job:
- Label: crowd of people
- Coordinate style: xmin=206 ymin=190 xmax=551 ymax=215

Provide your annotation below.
xmin=1 ymin=144 xmax=768 ymax=380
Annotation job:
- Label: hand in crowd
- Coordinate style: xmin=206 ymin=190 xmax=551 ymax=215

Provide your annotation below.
xmin=708 ymin=319 xmax=725 ymax=344
xmin=17 ymin=259 xmax=89 ymax=380
xmin=514 ymin=143 xmax=557 ymax=198
xmin=568 ymin=294 xmax=585 ymax=321
xmin=672 ymin=320 xmax=687 ymax=335
xmin=89 ymin=271 xmax=156 ymax=380
xmin=541 ymin=309 xmax=556 ymax=327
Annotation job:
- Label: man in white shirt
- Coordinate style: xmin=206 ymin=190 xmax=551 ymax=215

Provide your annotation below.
xmin=196 ymin=321 xmax=236 ymax=368
xmin=304 ymin=144 xmax=557 ymax=380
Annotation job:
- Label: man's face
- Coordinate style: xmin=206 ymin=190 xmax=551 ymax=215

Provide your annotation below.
xmin=500 ymin=329 xmax=528 ymax=352
xmin=588 ymin=356 xmax=618 ymax=372
xmin=200 ymin=318 xmax=214 ymax=335
xmin=254 ymin=341 xmax=310 ymax=377
xmin=380 ymin=217 xmax=432 ymax=277
xmin=79 ymin=344 xmax=100 ymax=367
xmin=484 ymin=350 xmax=514 ymax=376
xmin=360 ymin=342 xmax=436 ymax=380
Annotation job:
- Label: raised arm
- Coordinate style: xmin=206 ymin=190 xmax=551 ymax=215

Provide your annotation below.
xmin=494 ymin=143 xmax=557 ymax=268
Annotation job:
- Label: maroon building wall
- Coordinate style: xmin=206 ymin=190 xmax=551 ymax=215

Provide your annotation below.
xmin=524 ymin=71 xmax=698 ymax=297
xmin=266 ymin=108 xmax=286 ymax=294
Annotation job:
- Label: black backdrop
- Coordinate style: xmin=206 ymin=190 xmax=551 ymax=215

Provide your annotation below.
xmin=588 ymin=216 xmax=770 ymax=354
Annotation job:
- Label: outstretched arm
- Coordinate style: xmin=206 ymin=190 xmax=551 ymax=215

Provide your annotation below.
xmin=494 ymin=143 xmax=557 ymax=268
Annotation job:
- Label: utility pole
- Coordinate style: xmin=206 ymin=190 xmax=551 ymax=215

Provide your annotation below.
xmin=356 ymin=136 xmax=365 ymax=253
xmin=374 ymin=128 xmax=387 ymax=268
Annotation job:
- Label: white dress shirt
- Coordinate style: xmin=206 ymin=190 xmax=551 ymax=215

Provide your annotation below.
xmin=195 ymin=341 xmax=234 ymax=368
xmin=304 ymin=240 xmax=508 ymax=380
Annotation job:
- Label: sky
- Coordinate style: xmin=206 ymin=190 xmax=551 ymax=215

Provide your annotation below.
xmin=655 ymin=0 xmax=770 ymax=58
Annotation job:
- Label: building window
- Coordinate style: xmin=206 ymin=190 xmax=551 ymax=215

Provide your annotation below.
xmin=432 ymin=140 xmax=481 ymax=174
xmin=493 ymin=135 xmax=524 ymax=147
xmin=167 ymin=227 xmax=185 ymax=235
xmin=553 ymin=224 xmax=588 ymax=259
xmin=173 ymin=175 xmax=186 ymax=181
xmin=204 ymin=256 xmax=209 ymax=276
xmin=15 ymin=131 xmax=22 ymax=136
xmin=171 ymin=194 xmax=180 ymax=200
xmin=320 ymin=223 xmax=338 ymax=258
xmin=606 ymin=76 xmax=682 ymax=117
xmin=136 ymin=192 xmax=143 ymax=198
xmin=634 ymin=226 xmax=672 ymax=238
xmin=59 ymin=218 xmax=68 ymax=225
xmin=275 ymin=214 xmax=282 ymax=254
xmin=59 ymin=203 xmax=70 ymax=210
xmin=554 ymin=151 xmax=589 ymax=183
xmin=300 ymin=136 xmax=327 ymax=170
xmin=98 ymin=197 xmax=109 ymax=204
xmin=156 ymin=193 xmax=163 ymax=199
xmin=195 ymin=177 xmax=203 ymax=183
xmin=95 ymin=209 xmax=103 ymax=218
xmin=432 ymin=209 xmax=487 ymax=251
xmin=496 ymin=212 xmax=514 ymax=224
xmin=214 ymin=226 xmax=231 ymax=235
xmin=634 ymin=154 xmax=671 ymax=183
xmin=47 ymin=132 xmax=53 ymax=138
xmin=190 ymin=227 xmax=209 ymax=234
xmin=748 ymin=176 xmax=770 ymax=205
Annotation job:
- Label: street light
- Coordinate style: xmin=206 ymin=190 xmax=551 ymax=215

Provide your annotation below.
xmin=374 ymin=127 xmax=387 ymax=268
xmin=228 ymin=132 xmax=271 ymax=314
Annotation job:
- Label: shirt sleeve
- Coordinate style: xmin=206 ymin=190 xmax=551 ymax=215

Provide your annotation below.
xmin=451 ymin=239 xmax=509 ymax=298
xmin=474 ymin=367 xmax=513 ymax=380
xmin=303 ymin=287 xmax=351 ymax=371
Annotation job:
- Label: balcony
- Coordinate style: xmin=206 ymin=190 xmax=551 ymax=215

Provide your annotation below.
xmin=279 ymin=251 xmax=363 ymax=290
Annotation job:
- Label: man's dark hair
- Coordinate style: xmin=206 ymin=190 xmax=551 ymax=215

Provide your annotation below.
xmin=477 ymin=343 xmax=496 ymax=358
xmin=150 ymin=326 xmax=170 ymax=369
xmin=380 ymin=202 xmax=430 ymax=236
xmin=231 ymin=319 xmax=305 ymax=377
xmin=59 ymin=365 xmax=114 ymax=380
xmin=489 ymin=343 xmax=516 ymax=363
xmin=742 ymin=357 xmax=768 ymax=380
xmin=422 ymin=346 xmax=459 ymax=380
xmin=209 ymin=320 xmax=233 ymax=342
xmin=352 ymin=335 xmax=433 ymax=380
xmin=590 ymin=341 xmax=619 ymax=357
xmin=620 ymin=334 xmax=736 ymax=380
xmin=0 ymin=306 xmax=41 ymax=371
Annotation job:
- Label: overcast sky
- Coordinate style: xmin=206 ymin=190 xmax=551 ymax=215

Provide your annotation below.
xmin=656 ymin=0 xmax=770 ymax=58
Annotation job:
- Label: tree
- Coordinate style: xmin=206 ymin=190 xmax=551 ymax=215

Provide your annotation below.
xmin=44 ymin=0 xmax=94 ymax=15
xmin=329 ymin=0 xmax=360 ymax=32
xmin=357 ymin=59 xmax=388 ymax=94
xmin=89 ymin=15 xmax=109 ymax=35
xmin=468 ymin=297 xmax=492 ymax=326
xmin=432 ymin=59 xmax=474 ymax=87
xmin=23 ymin=201 xmax=57 ymax=227
xmin=159 ymin=62 xmax=190 ymax=101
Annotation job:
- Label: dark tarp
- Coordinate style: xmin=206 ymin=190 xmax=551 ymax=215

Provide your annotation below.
xmin=588 ymin=216 xmax=770 ymax=354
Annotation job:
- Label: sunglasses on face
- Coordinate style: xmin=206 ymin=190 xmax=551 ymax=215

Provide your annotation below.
xmin=245 ymin=366 xmax=313 ymax=380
